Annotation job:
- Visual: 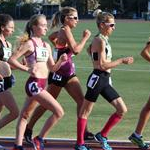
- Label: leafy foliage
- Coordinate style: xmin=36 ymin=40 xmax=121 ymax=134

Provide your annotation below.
xmin=0 ymin=0 xmax=149 ymax=18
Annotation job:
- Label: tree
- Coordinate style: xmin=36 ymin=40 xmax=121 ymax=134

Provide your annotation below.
xmin=113 ymin=0 xmax=124 ymax=13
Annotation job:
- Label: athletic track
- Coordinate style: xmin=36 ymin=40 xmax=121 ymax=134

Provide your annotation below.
xmin=0 ymin=137 xmax=149 ymax=150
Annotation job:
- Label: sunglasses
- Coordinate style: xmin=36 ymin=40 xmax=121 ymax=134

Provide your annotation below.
xmin=104 ymin=23 xmax=115 ymax=27
xmin=68 ymin=16 xmax=78 ymax=20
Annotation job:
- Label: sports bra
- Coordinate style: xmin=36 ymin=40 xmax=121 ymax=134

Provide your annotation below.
xmin=53 ymin=46 xmax=75 ymax=76
xmin=25 ymin=39 xmax=49 ymax=64
xmin=0 ymin=40 xmax=12 ymax=61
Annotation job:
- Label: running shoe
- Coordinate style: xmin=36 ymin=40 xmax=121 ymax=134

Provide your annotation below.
xmin=84 ymin=131 xmax=94 ymax=140
xmin=0 ymin=145 xmax=8 ymax=150
xmin=11 ymin=145 xmax=24 ymax=150
xmin=32 ymin=136 xmax=44 ymax=150
xmin=128 ymin=133 xmax=149 ymax=149
xmin=24 ymin=126 xmax=33 ymax=144
xmin=74 ymin=144 xmax=92 ymax=150
xmin=94 ymin=132 xmax=112 ymax=150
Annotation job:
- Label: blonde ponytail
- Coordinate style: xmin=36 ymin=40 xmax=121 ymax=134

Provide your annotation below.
xmin=93 ymin=9 xmax=102 ymax=17
xmin=50 ymin=11 xmax=61 ymax=29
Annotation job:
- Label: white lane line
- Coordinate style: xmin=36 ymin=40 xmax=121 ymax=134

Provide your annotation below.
xmin=76 ymin=66 xmax=150 ymax=72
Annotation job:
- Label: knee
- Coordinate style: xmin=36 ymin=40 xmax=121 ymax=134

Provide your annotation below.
xmin=55 ymin=108 xmax=64 ymax=119
xmin=117 ymin=107 xmax=127 ymax=117
xmin=114 ymin=97 xmax=127 ymax=116
xmin=13 ymin=110 xmax=19 ymax=119
xmin=123 ymin=106 xmax=128 ymax=114
xmin=22 ymin=111 xmax=30 ymax=120
xmin=10 ymin=108 xmax=19 ymax=119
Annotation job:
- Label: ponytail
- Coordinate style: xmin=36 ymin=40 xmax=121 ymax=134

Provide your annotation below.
xmin=15 ymin=21 xmax=30 ymax=48
xmin=93 ymin=9 xmax=114 ymax=26
xmin=50 ymin=6 xmax=77 ymax=29
xmin=50 ymin=11 xmax=61 ymax=29
xmin=93 ymin=9 xmax=102 ymax=17
xmin=24 ymin=21 xmax=33 ymax=39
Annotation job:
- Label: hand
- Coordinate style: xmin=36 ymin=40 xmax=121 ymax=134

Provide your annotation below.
xmin=22 ymin=57 xmax=27 ymax=66
xmin=83 ymin=29 xmax=91 ymax=40
xmin=122 ymin=57 xmax=134 ymax=64
xmin=60 ymin=53 xmax=68 ymax=62
xmin=28 ymin=67 xmax=37 ymax=76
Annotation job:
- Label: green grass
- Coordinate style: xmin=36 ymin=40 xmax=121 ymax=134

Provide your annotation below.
xmin=1 ymin=19 xmax=150 ymax=141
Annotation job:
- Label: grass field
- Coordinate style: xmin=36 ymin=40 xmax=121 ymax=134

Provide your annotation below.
xmin=1 ymin=19 xmax=150 ymax=141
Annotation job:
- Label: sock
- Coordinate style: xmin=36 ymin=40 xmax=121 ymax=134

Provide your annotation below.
xmin=101 ymin=113 xmax=122 ymax=137
xmin=77 ymin=118 xmax=87 ymax=145
xmin=134 ymin=132 xmax=142 ymax=138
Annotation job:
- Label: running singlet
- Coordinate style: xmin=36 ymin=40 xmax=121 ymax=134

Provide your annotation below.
xmin=91 ymin=33 xmax=112 ymax=61
xmin=25 ymin=39 xmax=49 ymax=64
xmin=53 ymin=47 xmax=75 ymax=77
xmin=0 ymin=40 xmax=12 ymax=61
xmin=98 ymin=33 xmax=112 ymax=60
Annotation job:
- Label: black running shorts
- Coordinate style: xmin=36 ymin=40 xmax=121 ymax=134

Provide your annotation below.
xmin=85 ymin=69 xmax=120 ymax=103
xmin=48 ymin=72 xmax=76 ymax=87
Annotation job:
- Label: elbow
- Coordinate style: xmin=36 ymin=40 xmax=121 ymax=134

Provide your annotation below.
xmin=99 ymin=61 xmax=108 ymax=71
xmin=8 ymin=57 xmax=16 ymax=68
xmin=51 ymin=68 xmax=56 ymax=72
xmin=73 ymin=51 xmax=79 ymax=55
xmin=8 ymin=57 xmax=13 ymax=65
xmin=140 ymin=51 xmax=145 ymax=58
xmin=50 ymin=66 xmax=58 ymax=72
xmin=72 ymin=47 xmax=80 ymax=55
xmin=8 ymin=59 xmax=13 ymax=69
xmin=100 ymin=65 xmax=107 ymax=71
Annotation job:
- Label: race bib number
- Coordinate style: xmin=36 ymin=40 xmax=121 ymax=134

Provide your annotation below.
xmin=36 ymin=47 xmax=49 ymax=62
xmin=3 ymin=47 xmax=12 ymax=61
xmin=52 ymin=73 xmax=62 ymax=81
xmin=28 ymin=81 xmax=41 ymax=96
xmin=0 ymin=80 xmax=4 ymax=92
xmin=87 ymin=74 xmax=99 ymax=89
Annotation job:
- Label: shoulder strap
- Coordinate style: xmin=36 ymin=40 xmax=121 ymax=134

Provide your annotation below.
xmin=29 ymin=38 xmax=37 ymax=61
xmin=30 ymin=38 xmax=38 ymax=47
xmin=0 ymin=39 xmax=4 ymax=47
xmin=42 ymin=41 xmax=46 ymax=47
xmin=5 ymin=40 xmax=9 ymax=48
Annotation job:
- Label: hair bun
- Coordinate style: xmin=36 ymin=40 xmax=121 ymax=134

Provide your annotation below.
xmin=93 ymin=9 xmax=102 ymax=17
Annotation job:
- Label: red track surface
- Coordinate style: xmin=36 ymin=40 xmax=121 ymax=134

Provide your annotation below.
xmin=0 ymin=137 xmax=148 ymax=150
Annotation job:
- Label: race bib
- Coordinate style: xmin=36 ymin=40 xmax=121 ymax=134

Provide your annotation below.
xmin=3 ymin=47 xmax=12 ymax=61
xmin=36 ymin=47 xmax=49 ymax=62
xmin=52 ymin=73 xmax=62 ymax=81
xmin=87 ymin=74 xmax=99 ymax=89
xmin=28 ymin=81 xmax=41 ymax=96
